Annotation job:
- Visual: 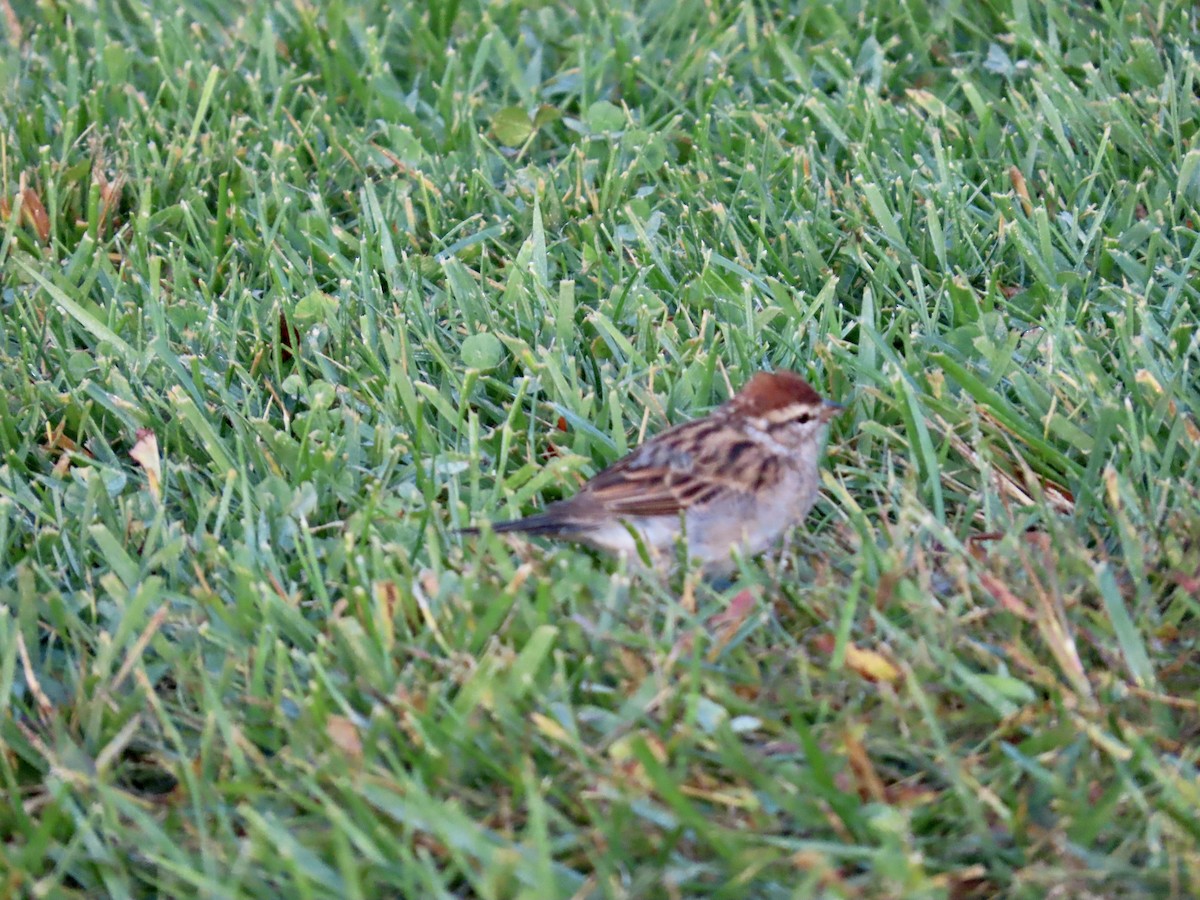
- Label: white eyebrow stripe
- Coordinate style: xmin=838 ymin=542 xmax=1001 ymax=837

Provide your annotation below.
xmin=763 ymin=403 xmax=815 ymax=424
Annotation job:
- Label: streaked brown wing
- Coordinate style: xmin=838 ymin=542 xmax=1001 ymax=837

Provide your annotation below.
xmin=574 ymin=419 xmax=760 ymax=518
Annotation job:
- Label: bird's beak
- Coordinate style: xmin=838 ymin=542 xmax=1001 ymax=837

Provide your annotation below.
xmin=819 ymin=400 xmax=845 ymax=422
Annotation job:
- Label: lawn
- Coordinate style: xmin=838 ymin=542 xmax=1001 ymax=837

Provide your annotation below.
xmin=1 ymin=0 xmax=1199 ymax=896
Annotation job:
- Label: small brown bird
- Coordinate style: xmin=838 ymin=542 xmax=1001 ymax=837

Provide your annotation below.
xmin=467 ymin=370 xmax=843 ymax=573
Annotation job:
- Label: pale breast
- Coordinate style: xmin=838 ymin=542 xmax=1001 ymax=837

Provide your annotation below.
xmin=682 ymin=463 xmax=819 ymax=568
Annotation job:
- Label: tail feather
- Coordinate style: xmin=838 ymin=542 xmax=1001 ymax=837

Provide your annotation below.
xmin=460 ymin=511 xmax=584 ymax=538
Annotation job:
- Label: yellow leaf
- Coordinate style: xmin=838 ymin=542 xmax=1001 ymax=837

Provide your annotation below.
xmin=530 ymin=712 xmax=571 ymax=744
xmin=844 ymin=643 xmax=901 ymax=684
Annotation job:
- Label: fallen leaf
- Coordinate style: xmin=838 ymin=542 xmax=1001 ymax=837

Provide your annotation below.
xmin=812 ymin=634 xmax=902 ymax=683
xmin=43 ymin=419 xmax=80 ymax=453
xmin=843 ymin=643 xmax=902 ymax=684
xmin=44 ymin=419 xmax=90 ymax=477
xmin=129 ymin=429 xmax=162 ymax=502
xmin=326 ymin=715 xmax=363 ymax=760
xmin=707 ymin=588 xmax=758 ymax=655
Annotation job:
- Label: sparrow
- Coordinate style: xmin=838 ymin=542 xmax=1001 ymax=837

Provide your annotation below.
xmin=465 ymin=370 xmax=843 ymax=573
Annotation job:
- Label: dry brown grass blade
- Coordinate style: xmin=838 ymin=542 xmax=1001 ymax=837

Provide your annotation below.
xmin=95 ymin=167 xmax=126 ymax=239
xmin=1009 ymin=165 xmax=1033 ymax=215
xmin=978 ymin=569 xmax=1037 ymax=622
xmin=843 ymin=729 xmax=888 ymax=803
xmin=20 ymin=184 xmax=51 ymax=243
xmin=1021 ymin=534 xmax=1096 ymax=710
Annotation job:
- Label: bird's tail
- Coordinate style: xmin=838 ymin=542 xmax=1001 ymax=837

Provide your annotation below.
xmin=459 ymin=511 xmax=584 ymax=538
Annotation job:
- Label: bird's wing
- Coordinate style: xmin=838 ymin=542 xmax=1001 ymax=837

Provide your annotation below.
xmin=573 ymin=420 xmax=772 ymax=518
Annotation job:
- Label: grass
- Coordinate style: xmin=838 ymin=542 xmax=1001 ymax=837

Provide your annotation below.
xmin=1 ymin=0 xmax=1198 ymax=896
